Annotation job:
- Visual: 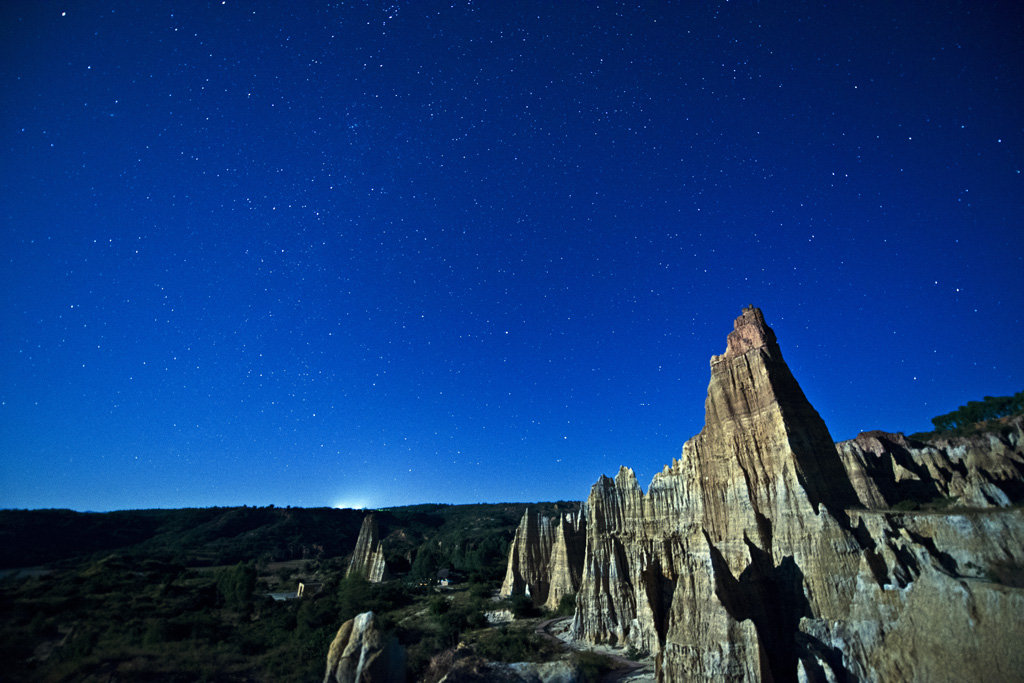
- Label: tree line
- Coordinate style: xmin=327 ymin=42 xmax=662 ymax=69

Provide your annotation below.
xmin=930 ymin=390 xmax=1024 ymax=433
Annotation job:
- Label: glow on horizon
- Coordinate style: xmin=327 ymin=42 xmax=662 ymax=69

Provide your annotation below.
xmin=333 ymin=497 xmax=370 ymax=511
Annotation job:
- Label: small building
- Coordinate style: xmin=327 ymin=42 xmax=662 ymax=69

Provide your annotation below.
xmin=437 ymin=568 xmax=464 ymax=588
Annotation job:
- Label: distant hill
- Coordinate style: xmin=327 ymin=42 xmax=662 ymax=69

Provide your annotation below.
xmin=0 ymin=502 xmax=576 ymax=571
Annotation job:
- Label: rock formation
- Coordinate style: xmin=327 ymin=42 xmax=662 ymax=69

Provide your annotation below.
xmin=544 ymin=511 xmax=587 ymax=611
xmin=567 ymin=306 xmax=1024 ymax=682
xmin=348 ymin=515 xmax=388 ymax=583
xmin=500 ymin=509 xmax=554 ymax=604
xmin=323 ymin=611 xmax=405 ymax=683
xmin=500 ymin=508 xmax=586 ymax=610
xmin=807 ymin=506 xmax=1024 ymax=682
xmin=837 ymin=418 xmax=1024 ymax=509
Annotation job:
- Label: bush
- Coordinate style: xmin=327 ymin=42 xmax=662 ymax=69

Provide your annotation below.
xmin=468 ymin=581 xmax=493 ymax=599
xmin=428 ymin=595 xmax=450 ymax=615
xmin=216 ymin=562 xmax=257 ymax=608
xmin=336 ymin=575 xmax=413 ymax=622
xmin=624 ymin=643 xmax=649 ymax=660
xmin=471 ymin=626 xmax=560 ymax=663
xmin=555 ymin=592 xmax=576 ymax=616
xmin=925 ymin=496 xmax=956 ymax=511
xmin=508 ymin=594 xmax=540 ymax=619
xmin=572 ymin=650 xmax=617 ymax=683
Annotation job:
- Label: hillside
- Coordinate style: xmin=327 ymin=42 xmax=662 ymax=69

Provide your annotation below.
xmin=0 ymin=501 xmax=576 ymax=572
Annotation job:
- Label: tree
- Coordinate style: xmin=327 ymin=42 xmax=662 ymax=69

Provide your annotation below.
xmin=216 ymin=562 xmax=257 ymax=608
xmin=410 ymin=543 xmax=442 ymax=580
xmin=930 ymin=390 xmax=1024 ymax=433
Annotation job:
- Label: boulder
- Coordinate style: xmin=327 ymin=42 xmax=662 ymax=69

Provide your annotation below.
xmin=324 ymin=611 xmax=404 ymax=683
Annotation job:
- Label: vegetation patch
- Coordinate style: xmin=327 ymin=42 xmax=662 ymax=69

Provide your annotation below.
xmin=572 ymin=650 xmax=620 ymax=683
xmin=919 ymin=391 xmax=1024 ymax=437
xmin=466 ymin=624 xmax=561 ymax=663
xmin=0 ymin=501 xmax=570 ymax=683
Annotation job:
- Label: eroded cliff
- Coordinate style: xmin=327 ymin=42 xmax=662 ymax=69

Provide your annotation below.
xmin=500 ymin=508 xmax=586 ymax=610
xmin=837 ymin=418 xmax=1024 ymax=509
xmin=569 ymin=306 xmax=1024 ymax=683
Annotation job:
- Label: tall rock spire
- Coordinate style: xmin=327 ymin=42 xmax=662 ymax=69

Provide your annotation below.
xmin=347 ymin=515 xmax=388 ymax=583
xmin=703 ymin=305 xmax=859 ymax=515
xmin=500 ymin=509 xmax=556 ymax=603
xmin=572 ymin=306 xmax=864 ymax=681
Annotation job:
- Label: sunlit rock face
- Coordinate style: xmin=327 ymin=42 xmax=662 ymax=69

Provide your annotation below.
xmin=817 ymin=507 xmax=1024 ymax=683
xmin=837 ymin=417 xmax=1024 ymax=509
xmin=500 ymin=508 xmax=586 ymax=610
xmin=572 ymin=306 xmax=863 ymax=680
xmin=544 ymin=510 xmax=587 ymax=611
xmin=500 ymin=509 xmax=555 ymax=604
xmin=570 ymin=307 xmax=1024 ymax=683
xmin=324 ymin=611 xmax=404 ymax=683
xmin=347 ymin=515 xmax=388 ymax=583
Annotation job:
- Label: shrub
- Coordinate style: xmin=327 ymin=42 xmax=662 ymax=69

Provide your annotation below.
xmin=624 ymin=643 xmax=649 ymax=660
xmin=508 ymin=594 xmax=540 ymax=619
xmin=468 ymin=581 xmax=493 ymax=599
xmin=471 ymin=626 xmax=559 ymax=663
xmin=215 ymin=562 xmax=257 ymax=608
xmin=572 ymin=650 xmax=617 ymax=683
xmin=924 ymin=495 xmax=956 ymax=511
xmin=428 ymin=595 xmax=450 ymax=615
xmin=555 ymin=592 xmax=576 ymax=616
xmin=336 ymin=574 xmax=413 ymax=623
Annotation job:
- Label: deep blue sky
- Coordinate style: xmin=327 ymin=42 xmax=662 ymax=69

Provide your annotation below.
xmin=2 ymin=1 xmax=1021 ymax=512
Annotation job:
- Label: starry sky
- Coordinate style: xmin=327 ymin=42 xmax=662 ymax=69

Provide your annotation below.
xmin=2 ymin=1 xmax=1022 ymax=512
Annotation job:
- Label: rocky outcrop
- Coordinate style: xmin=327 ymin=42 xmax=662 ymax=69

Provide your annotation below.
xmin=500 ymin=509 xmax=586 ymax=610
xmin=348 ymin=515 xmax=388 ymax=583
xmin=427 ymin=643 xmax=583 ymax=683
xmin=568 ymin=306 xmax=1024 ymax=682
xmin=323 ymin=611 xmax=405 ymax=683
xmin=803 ymin=507 xmax=1024 ymax=682
xmin=439 ymin=660 xmax=583 ymax=683
xmin=837 ymin=418 xmax=1024 ymax=509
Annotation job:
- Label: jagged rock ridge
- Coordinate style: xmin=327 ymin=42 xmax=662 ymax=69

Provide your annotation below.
xmin=500 ymin=508 xmax=586 ymax=611
xmin=347 ymin=515 xmax=388 ymax=583
xmin=568 ymin=306 xmax=1024 ymax=683
xmin=837 ymin=418 xmax=1024 ymax=509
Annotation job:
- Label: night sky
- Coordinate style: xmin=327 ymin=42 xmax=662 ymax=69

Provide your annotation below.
xmin=3 ymin=2 xmax=1021 ymax=512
